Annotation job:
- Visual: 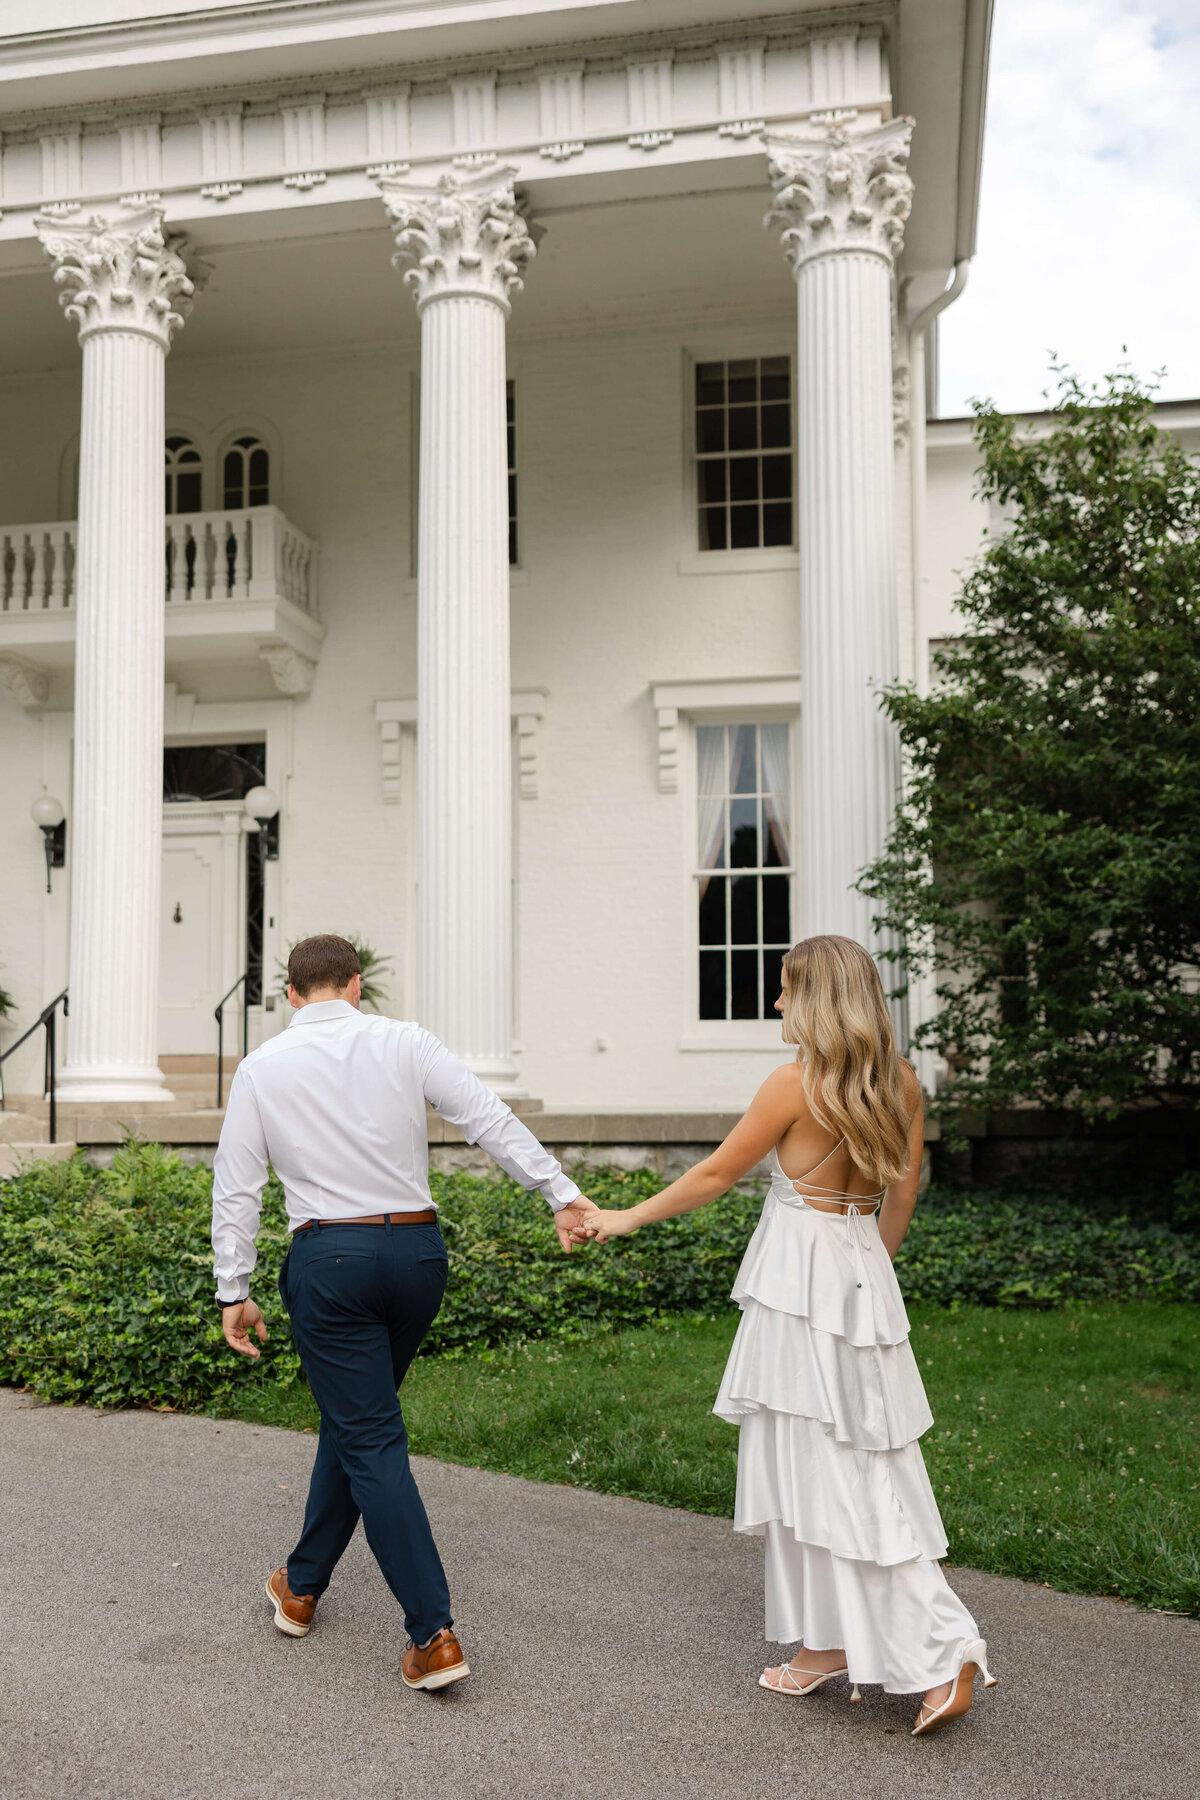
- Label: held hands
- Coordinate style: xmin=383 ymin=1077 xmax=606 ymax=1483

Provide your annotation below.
xmin=569 ymin=1207 xmax=640 ymax=1245
xmin=221 ymin=1298 xmax=269 ymax=1359
xmin=555 ymin=1198 xmax=640 ymax=1249
xmin=553 ymin=1197 xmax=601 ymax=1254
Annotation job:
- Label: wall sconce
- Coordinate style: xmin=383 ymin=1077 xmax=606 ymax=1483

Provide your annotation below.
xmin=244 ymin=785 xmax=280 ymax=860
xmin=31 ymin=794 xmax=66 ymax=894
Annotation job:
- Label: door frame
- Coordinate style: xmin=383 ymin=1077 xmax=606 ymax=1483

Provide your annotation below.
xmin=37 ymin=685 xmax=294 ymax=1065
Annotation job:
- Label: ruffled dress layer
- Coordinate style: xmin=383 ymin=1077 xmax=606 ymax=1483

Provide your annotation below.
xmin=713 ymin=1153 xmax=981 ymax=1694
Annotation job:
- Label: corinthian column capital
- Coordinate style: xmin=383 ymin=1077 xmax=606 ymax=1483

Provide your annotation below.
xmin=34 ymin=205 xmax=194 ymax=350
xmin=377 ymin=162 xmax=537 ymax=316
xmin=764 ymin=119 xmax=914 ymax=274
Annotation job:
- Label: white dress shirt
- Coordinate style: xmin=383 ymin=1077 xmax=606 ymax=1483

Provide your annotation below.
xmin=211 ymin=999 xmax=581 ymax=1303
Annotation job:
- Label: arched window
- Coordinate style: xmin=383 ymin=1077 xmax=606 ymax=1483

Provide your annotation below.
xmin=165 ymin=436 xmax=203 ymax=514
xmin=223 ymin=435 xmax=270 ymax=509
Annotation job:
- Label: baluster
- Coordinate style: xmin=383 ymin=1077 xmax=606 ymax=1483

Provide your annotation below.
xmin=20 ymin=535 xmax=34 ymax=610
xmin=47 ymin=527 xmax=67 ymax=608
xmin=1 ymin=534 xmax=11 ymax=612
xmin=166 ymin=518 xmax=187 ymax=603
xmin=28 ymin=533 xmax=49 ymax=609
xmin=230 ymin=517 xmax=249 ymax=597
xmin=63 ymin=529 xmax=76 ymax=607
xmin=204 ymin=520 xmax=219 ymax=600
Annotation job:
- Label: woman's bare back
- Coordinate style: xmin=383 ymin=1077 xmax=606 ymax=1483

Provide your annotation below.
xmin=773 ymin=1060 xmax=920 ymax=1210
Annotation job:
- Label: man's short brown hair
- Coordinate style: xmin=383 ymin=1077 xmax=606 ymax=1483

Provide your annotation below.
xmin=287 ymin=935 xmax=361 ymax=997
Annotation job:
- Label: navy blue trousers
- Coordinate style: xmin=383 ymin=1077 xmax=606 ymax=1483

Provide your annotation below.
xmin=279 ymin=1218 xmax=452 ymax=1645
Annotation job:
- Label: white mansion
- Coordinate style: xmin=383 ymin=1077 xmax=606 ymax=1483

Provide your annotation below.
xmin=0 ymin=0 xmax=994 ymax=1122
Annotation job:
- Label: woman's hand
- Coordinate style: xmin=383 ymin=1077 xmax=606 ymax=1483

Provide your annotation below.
xmin=576 ymin=1207 xmax=642 ymax=1244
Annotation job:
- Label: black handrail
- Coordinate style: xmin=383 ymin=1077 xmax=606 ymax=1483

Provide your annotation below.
xmin=0 ymin=989 xmax=69 ymax=1144
xmin=214 ymin=973 xmax=248 ymax=1109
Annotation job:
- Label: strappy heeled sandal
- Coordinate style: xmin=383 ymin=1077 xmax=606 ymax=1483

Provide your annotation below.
xmin=911 ymin=1639 xmax=997 ymax=1737
xmin=760 ymin=1660 xmax=862 ymax=1701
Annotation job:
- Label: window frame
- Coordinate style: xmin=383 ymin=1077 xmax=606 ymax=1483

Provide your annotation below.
xmin=683 ymin=347 xmax=798 ymax=562
xmin=653 ymin=676 xmax=801 ymax=1052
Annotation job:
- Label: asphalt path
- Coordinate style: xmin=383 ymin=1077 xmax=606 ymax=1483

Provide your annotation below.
xmin=1 ymin=1389 xmax=1196 ymax=1800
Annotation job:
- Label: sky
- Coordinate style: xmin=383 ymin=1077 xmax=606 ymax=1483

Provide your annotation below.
xmin=937 ymin=0 xmax=1200 ymax=416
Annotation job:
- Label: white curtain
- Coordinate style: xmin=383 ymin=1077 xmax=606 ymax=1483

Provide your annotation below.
xmin=760 ymin=721 xmax=791 ymax=864
xmin=696 ymin=725 xmax=727 ymax=899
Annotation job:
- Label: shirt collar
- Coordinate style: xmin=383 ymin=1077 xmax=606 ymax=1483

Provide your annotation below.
xmin=286 ymin=999 xmax=362 ymax=1028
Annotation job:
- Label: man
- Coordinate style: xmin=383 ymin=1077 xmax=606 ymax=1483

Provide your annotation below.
xmin=211 ymin=934 xmax=598 ymax=1690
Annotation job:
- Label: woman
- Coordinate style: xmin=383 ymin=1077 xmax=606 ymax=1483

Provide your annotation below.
xmin=584 ymin=936 xmax=996 ymax=1735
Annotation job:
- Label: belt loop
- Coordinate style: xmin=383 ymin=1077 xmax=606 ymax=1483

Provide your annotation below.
xmin=384 ymin=1212 xmax=393 ymax=1233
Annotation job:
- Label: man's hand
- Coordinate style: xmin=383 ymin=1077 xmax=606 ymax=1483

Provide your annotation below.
xmin=221 ymin=1298 xmax=269 ymax=1359
xmin=553 ymin=1197 xmax=600 ymax=1255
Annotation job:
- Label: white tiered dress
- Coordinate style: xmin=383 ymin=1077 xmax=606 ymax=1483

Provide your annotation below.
xmin=713 ymin=1147 xmax=983 ymax=1694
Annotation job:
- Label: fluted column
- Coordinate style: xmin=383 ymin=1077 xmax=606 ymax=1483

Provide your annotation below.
xmin=379 ymin=165 xmax=536 ymax=1090
xmin=765 ymin=121 xmax=914 ymax=950
xmin=36 ymin=207 xmax=194 ymax=1102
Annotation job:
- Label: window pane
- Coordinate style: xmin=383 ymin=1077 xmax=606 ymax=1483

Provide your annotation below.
xmin=762 ymin=798 xmax=789 ymax=866
xmin=727 ymin=407 xmax=757 ymax=452
xmin=731 ymin=950 xmax=758 ymax=1019
xmin=763 ymin=948 xmax=786 ymax=1014
xmin=761 ymin=403 xmax=790 ymax=448
xmin=760 ymin=356 xmax=790 ymax=401
xmin=695 ymin=363 xmax=725 ymax=407
xmin=179 ymin=447 xmax=201 ymax=466
xmin=762 ymin=874 xmax=790 ymax=944
xmin=699 ymin=950 xmax=727 ymax=1020
xmin=730 ymin=725 xmax=757 ymax=794
xmin=729 ymin=459 xmax=759 ymax=502
xmin=249 ymin=448 xmax=269 ymax=491
xmin=177 ymin=470 xmax=202 ymax=513
xmin=731 ymin=874 xmax=758 ymax=944
xmin=730 ymin=505 xmax=759 ymax=549
xmin=699 ymin=507 xmax=728 ymax=551
xmin=699 ymin=462 xmax=726 ymax=505
xmin=699 ymin=875 xmax=726 ymax=945
xmin=763 ymin=503 xmax=793 ymax=548
xmin=762 ymin=455 xmax=791 ymax=500
xmin=697 ymin=725 xmax=725 ymax=793
xmin=698 ymin=410 xmax=726 ymax=454
xmin=727 ymin=360 xmax=757 ymax=404
xmin=729 ymin=798 xmax=758 ymax=867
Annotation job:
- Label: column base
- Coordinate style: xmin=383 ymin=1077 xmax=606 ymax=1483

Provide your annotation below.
xmin=56 ymin=1064 xmax=177 ymax=1106
xmin=463 ymin=1056 xmax=527 ymax=1100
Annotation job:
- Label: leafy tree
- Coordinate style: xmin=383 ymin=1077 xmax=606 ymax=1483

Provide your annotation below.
xmin=862 ymin=369 xmax=1200 ymax=1122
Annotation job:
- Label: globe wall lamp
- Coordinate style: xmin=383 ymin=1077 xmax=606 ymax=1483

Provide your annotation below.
xmin=31 ymin=794 xmax=66 ymax=893
xmin=243 ymin=784 xmax=280 ymax=860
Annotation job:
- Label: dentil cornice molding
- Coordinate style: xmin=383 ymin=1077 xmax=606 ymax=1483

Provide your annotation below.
xmin=763 ymin=118 xmax=914 ymax=274
xmin=377 ymin=162 xmax=538 ymax=316
xmin=33 ymin=205 xmax=195 ymax=349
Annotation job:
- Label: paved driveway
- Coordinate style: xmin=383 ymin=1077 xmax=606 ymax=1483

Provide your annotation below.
xmin=1 ymin=1389 xmax=1196 ymax=1800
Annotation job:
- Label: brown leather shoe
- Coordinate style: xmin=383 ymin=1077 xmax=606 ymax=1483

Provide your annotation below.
xmin=401 ymin=1627 xmax=470 ymax=1691
xmin=265 ymin=1566 xmax=317 ymax=1637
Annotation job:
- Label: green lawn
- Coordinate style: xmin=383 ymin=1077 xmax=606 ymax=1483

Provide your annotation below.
xmin=225 ymin=1300 xmax=1200 ymax=1616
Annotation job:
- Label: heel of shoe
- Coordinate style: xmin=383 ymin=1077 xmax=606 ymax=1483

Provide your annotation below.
xmin=850 ymin=1683 xmax=862 ymax=1703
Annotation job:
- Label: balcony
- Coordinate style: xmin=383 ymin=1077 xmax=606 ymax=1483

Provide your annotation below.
xmin=0 ymin=506 xmax=323 ymax=701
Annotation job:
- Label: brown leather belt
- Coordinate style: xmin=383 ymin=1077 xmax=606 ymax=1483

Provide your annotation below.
xmin=292 ymin=1209 xmax=438 ymax=1235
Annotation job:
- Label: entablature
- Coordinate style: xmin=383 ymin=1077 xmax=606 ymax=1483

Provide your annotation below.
xmin=0 ymin=19 xmax=895 ymax=254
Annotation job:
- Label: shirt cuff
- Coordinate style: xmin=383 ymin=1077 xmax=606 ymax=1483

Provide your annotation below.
xmin=542 ymin=1171 xmax=583 ymax=1210
xmin=216 ymin=1281 xmax=250 ymax=1305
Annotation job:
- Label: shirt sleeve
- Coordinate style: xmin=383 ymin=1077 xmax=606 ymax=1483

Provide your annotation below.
xmin=416 ymin=1030 xmax=582 ymax=1210
xmin=211 ymin=1065 xmax=270 ymax=1303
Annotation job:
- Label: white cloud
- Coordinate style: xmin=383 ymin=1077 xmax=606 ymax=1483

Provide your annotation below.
xmin=937 ymin=1 xmax=1200 ymax=415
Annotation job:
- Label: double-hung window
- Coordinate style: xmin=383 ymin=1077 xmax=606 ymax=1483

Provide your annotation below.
xmin=696 ymin=722 xmax=792 ymax=1019
xmin=695 ymin=357 xmax=793 ymax=552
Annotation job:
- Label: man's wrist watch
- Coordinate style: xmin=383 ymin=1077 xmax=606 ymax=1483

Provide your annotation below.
xmin=216 ymin=1295 xmax=247 ymax=1311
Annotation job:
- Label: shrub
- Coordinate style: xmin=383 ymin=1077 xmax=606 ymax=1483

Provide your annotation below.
xmin=1 ymin=1147 xmax=1198 ymax=1411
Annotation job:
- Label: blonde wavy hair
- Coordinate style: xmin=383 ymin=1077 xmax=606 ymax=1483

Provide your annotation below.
xmin=780 ymin=935 xmax=912 ymax=1188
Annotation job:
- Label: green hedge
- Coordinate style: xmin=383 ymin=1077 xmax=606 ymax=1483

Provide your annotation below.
xmin=1 ymin=1143 xmax=1198 ymax=1412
